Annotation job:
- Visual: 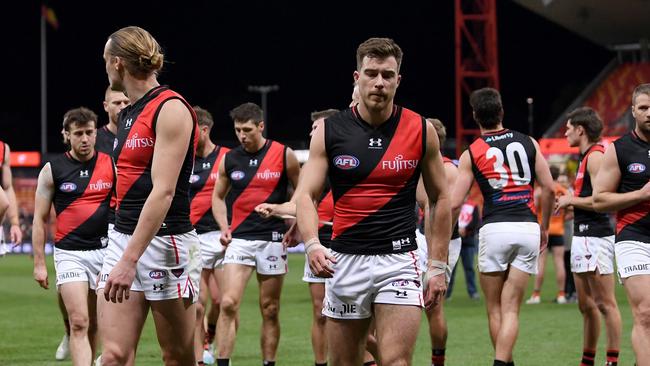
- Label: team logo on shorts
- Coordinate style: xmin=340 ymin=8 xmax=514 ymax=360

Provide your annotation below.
xmin=627 ymin=163 xmax=646 ymax=173
xmin=391 ymin=279 xmax=410 ymax=287
xmin=59 ymin=182 xmax=77 ymax=192
xmin=266 ymin=255 xmax=278 ymax=262
xmin=171 ymin=268 xmax=184 ymax=278
xmin=149 ymin=270 xmax=166 ymax=279
xmin=231 ymin=171 xmax=245 ymax=180
xmin=189 ymin=174 xmax=200 ymax=184
xmin=333 ymin=155 xmax=359 ymax=170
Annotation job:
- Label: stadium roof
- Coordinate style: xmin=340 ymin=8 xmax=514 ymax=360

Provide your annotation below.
xmin=512 ymin=0 xmax=650 ymax=47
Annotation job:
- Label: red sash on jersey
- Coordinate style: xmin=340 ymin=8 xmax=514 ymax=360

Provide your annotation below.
xmin=332 ymin=110 xmax=422 ymax=239
xmin=190 ymin=147 xmax=228 ymax=225
xmin=56 ymin=153 xmax=114 ymax=242
xmin=230 ymin=141 xmax=285 ymax=232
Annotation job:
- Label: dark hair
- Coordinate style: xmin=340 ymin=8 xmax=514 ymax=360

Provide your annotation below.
xmin=229 ymin=102 xmax=263 ymax=125
xmin=193 ymin=106 xmax=214 ymax=129
xmin=469 ymin=88 xmax=503 ymax=129
xmin=427 ymin=118 xmax=446 ymax=146
xmin=63 ymin=107 xmax=97 ymax=132
xmin=632 ymin=83 xmax=650 ymax=105
xmin=356 ymin=38 xmax=403 ymax=71
xmin=310 ymin=109 xmax=339 ymax=122
xmin=566 ymin=106 xmax=603 ymax=143
xmin=107 ymin=26 xmax=164 ymax=78
xmin=549 ymin=165 xmax=561 ymax=180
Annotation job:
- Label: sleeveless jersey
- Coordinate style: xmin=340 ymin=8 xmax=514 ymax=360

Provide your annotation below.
xmin=573 ymin=144 xmax=613 ymax=237
xmin=95 ymin=125 xmax=118 ymax=224
xmin=469 ymin=129 xmax=537 ymax=226
xmin=225 ymin=140 xmax=289 ymax=241
xmin=613 ymin=131 xmax=650 ymax=243
xmin=190 ymin=145 xmax=230 ymax=234
xmin=325 ymin=106 xmax=424 ymax=255
xmin=50 ymin=151 xmax=114 ymax=250
xmin=113 ymin=85 xmax=198 ymax=236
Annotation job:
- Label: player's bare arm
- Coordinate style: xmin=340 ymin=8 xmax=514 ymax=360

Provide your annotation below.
xmin=450 ymin=151 xmax=474 ymax=233
xmin=555 ymin=151 xmax=603 ymax=212
xmin=104 ymin=99 xmax=193 ymax=302
xmin=2 ymin=144 xmax=23 ymax=244
xmin=212 ymin=155 xmax=232 ymax=245
xmin=421 ymin=122 xmax=452 ymax=307
xmin=32 ymin=163 xmax=55 ymax=289
xmin=593 ymin=144 xmax=650 ymax=212
xmin=295 ymin=122 xmax=335 ymax=277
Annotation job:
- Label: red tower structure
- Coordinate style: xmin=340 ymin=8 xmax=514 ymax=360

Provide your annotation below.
xmin=455 ymin=0 xmax=500 ymax=157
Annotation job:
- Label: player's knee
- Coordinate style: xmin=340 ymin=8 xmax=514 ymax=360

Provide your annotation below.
xmin=161 ymin=346 xmax=194 ymax=366
xmin=379 ymin=354 xmax=409 ymax=366
xmin=196 ymin=301 xmax=205 ymax=318
xmin=578 ymin=298 xmax=597 ymax=316
xmin=261 ymin=300 xmax=280 ymax=321
xmin=220 ymin=295 xmax=240 ymax=315
xmin=594 ymin=297 xmax=616 ymax=316
xmin=68 ymin=312 xmax=90 ymax=333
xmin=100 ymin=348 xmax=130 ymax=366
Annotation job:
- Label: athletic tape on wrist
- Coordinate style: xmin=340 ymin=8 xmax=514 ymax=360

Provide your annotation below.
xmin=424 ymin=259 xmax=451 ymax=288
xmin=304 ymin=238 xmax=325 ymax=255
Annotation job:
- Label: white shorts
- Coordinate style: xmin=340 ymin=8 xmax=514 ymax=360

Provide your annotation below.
xmin=223 ymin=238 xmax=287 ymax=275
xmin=478 ymin=222 xmax=540 ymax=274
xmin=54 ymin=247 xmax=106 ymax=290
xmin=97 ymin=230 xmax=202 ymax=302
xmin=615 ymin=240 xmax=650 ymax=279
xmin=303 ymin=253 xmax=326 ymax=283
xmin=415 ymin=230 xmax=461 ymax=273
xmin=571 ymin=235 xmax=615 ymax=274
xmin=199 ymin=231 xmax=225 ymax=270
xmin=323 ymin=250 xmax=423 ymax=320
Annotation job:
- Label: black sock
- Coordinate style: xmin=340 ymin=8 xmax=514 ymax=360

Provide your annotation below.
xmin=263 ymin=361 xmax=276 ymax=366
xmin=216 ymin=359 xmax=230 ymax=366
xmin=315 ymin=363 xmax=327 ymax=366
xmin=64 ymin=319 xmax=70 ymax=336
xmin=432 ymin=348 xmax=445 ymax=365
xmin=363 ymin=362 xmax=377 ymax=366
xmin=493 ymin=360 xmax=508 ymax=366
xmin=507 ymin=362 xmax=515 ymax=366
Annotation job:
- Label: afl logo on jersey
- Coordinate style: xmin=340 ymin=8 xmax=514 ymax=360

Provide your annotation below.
xmin=231 ymin=171 xmax=245 ymax=180
xmin=59 ymin=182 xmax=77 ymax=192
xmin=189 ymin=174 xmax=200 ymax=184
xmin=628 ymin=163 xmax=646 ymax=174
xmin=333 ymin=155 xmax=359 ymax=170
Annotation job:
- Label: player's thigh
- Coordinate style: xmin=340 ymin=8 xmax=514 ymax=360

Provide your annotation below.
xmin=257 ymin=273 xmax=284 ymax=306
xmin=622 ymin=274 xmax=650 ymax=317
xmin=59 ymin=281 xmax=90 ymax=320
xmin=98 ymin=292 xmax=148 ymax=355
xmin=221 ymin=263 xmax=254 ymax=301
xmin=374 ymin=304 xmax=421 ymax=361
xmin=151 ymin=298 xmax=196 ymax=352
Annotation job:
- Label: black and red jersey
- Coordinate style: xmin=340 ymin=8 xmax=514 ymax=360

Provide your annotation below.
xmin=96 ymin=125 xmax=117 ymax=224
xmin=469 ymin=129 xmax=537 ymax=226
xmin=573 ymin=144 xmax=613 ymax=237
xmin=325 ymin=106 xmax=424 ymax=255
xmin=50 ymin=151 xmax=114 ymax=250
xmin=190 ymin=145 xmax=229 ymax=234
xmin=96 ymin=125 xmax=116 ymax=155
xmin=225 ymin=140 xmax=289 ymax=241
xmin=113 ymin=85 xmax=198 ymax=236
xmin=613 ymin=131 xmax=650 ymax=243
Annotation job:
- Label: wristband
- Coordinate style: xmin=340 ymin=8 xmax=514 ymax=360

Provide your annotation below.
xmin=304 ymin=237 xmax=326 ymax=255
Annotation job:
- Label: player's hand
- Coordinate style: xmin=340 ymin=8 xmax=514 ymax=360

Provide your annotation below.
xmin=254 ymin=203 xmax=276 ymax=219
xmin=540 ymin=228 xmax=549 ymax=253
xmin=33 ymin=263 xmax=49 ymax=289
xmin=308 ymin=246 xmax=337 ymax=278
xmin=103 ymin=259 xmax=136 ymax=303
xmin=424 ymin=272 xmax=447 ymax=309
xmin=10 ymin=224 xmax=22 ymax=245
xmin=282 ymin=222 xmax=301 ymax=249
xmin=220 ymin=230 xmax=232 ymax=247
xmin=554 ymin=194 xmax=572 ymax=214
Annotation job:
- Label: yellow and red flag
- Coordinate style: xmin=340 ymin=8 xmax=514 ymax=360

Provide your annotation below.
xmin=41 ymin=5 xmax=58 ymax=30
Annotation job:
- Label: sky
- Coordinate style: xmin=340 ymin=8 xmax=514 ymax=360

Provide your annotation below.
xmin=2 ymin=0 xmax=612 ymax=156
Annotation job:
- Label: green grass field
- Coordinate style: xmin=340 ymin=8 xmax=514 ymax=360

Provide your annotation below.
xmin=0 ymin=253 xmax=636 ymax=365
